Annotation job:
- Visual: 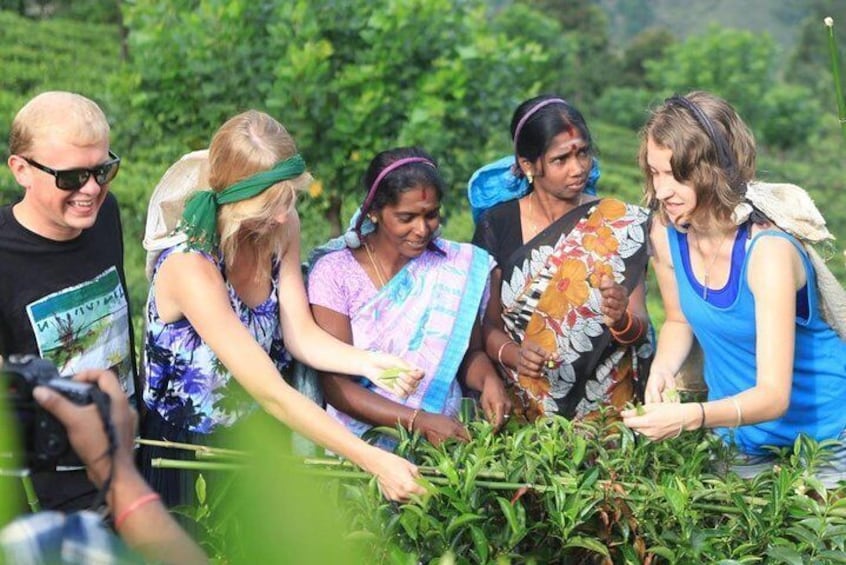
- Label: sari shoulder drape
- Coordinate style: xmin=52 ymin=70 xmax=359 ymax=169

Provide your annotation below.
xmin=499 ymin=198 xmax=653 ymax=420
xmin=330 ymin=239 xmax=492 ymax=435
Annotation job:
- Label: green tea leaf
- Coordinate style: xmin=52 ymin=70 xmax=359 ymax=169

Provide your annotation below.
xmin=469 ymin=525 xmax=489 ymax=563
xmin=815 ymin=550 xmax=846 ymax=563
xmin=766 ymin=545 xmax=805 ymax=565
xmin=496 ymin=496 xmax=520 ymax=535
xmin=446 ymin=513 xmax=484 ymax=536
xmin=196 ymin=473 xmax=207 ymax=505
xmin=379 ymin=367 xmax=405 ymax=382
xmin=563 ymin=536 xmax=610 ymax=556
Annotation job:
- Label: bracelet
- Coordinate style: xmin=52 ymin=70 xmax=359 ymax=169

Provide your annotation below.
xmin=408 ymin=408 xmax=421 ymax=432
xmin=609 ymin=310 xmax=633 ymax=336
xmin=612 ymin=314 xmax=643 ymax=345
xmin=496 ymin=341 xmax=516 ymax=368
xmin=697 ymin=402 xmax=706 ymax=429
xmin=672 ymin=407 xmax=686 ymax=438
xmin=730 ymin=396 xmax=743 ymax=428
xmin=114 ymin=492 xmax=161 ymax=530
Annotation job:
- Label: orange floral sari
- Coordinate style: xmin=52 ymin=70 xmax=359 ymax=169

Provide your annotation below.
xmin=499 ymin=198 xmax=653 ymax=420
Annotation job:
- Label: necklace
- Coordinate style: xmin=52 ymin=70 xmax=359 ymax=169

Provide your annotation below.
xmin=526 ymin=191 xmax=540 ymax=237
xmin=693 ymin=229 xmax=731 ymax=300
xmin=364 ymin=240 xmax=388 ymax=288
xmin=526 ymin=191 xmax=584 ymax=238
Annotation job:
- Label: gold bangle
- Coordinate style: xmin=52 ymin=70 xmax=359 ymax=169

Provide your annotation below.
xmin=408 ymin=408 xmax=421 ymax=431
xmin=497 ymin=341 xmax=515 ymax=368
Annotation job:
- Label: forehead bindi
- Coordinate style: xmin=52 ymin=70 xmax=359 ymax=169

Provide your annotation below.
xmin=394 ymin=186 xmax=439 ymax=211
xmin=546 ymin=140 xmax=586 ymax=164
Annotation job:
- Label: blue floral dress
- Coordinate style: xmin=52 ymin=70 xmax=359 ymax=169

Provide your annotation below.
xmin=143 ymin=243 xmax=291 ymax=434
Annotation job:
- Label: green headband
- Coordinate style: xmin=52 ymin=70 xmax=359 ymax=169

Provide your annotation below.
xmin=178 ymin=153 xmax=306 ymax=253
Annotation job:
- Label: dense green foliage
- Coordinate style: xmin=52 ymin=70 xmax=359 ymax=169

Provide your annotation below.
xmin=338 ymin=415 xmax=846 ymax=563
xmin=175 ymin=410 xmax=846 ymax=563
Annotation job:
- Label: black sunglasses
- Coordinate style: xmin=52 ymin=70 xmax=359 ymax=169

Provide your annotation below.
xmin=22 ymin=150 xmax=121 ymax=191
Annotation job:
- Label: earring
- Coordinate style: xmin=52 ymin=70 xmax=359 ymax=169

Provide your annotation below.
xmin=368 ymin=214 xmax=378 ymax=224
xmin=526 ymin=172 xmax=534 ymax=185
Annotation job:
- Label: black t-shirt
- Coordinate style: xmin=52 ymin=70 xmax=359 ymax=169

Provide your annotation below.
xmin=0 ymin=194 xmax=134 ymax=376
xmin=0 ymin=193 xmax=137 ymax=509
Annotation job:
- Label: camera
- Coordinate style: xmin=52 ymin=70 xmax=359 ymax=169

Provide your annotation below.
xmin=1 ymin=354 xmax=101 ymax=470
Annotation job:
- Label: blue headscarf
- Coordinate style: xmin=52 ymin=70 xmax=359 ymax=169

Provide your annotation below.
xmin=467 ymin=155 xmax=600 ymax=223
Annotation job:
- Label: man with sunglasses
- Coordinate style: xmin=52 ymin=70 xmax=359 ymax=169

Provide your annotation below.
xmin=0 ymin=91 xmax=139 ymax=511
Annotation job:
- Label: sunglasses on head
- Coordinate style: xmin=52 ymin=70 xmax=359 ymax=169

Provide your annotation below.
xmin=22 ymin=150 xmax=121 ymax=191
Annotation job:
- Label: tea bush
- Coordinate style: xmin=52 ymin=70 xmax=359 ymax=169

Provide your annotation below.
xmin=334 ymin=414 xmax=846 ymax=564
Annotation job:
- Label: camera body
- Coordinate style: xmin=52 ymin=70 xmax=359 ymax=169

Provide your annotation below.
xmin=1 ymin=354 xmax=98 ymax=470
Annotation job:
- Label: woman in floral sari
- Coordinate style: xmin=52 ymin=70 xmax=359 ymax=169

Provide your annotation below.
xmin=470 ymin=95 xmax=654 ymax=421
xmin=309 ymin=147 xmax=511 ymax=446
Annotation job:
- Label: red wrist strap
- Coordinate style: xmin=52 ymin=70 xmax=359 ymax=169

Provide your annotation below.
xmin=114 ymin=492 xmax=161 ymax=530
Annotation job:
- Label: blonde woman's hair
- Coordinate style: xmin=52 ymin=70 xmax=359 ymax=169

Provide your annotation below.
xmin=639 ymin=91 xmax=756 ymax=228
xmin=10 ymin=91 xmax=110 ymax=156
xmin=208 ymin=110 xmax=312 ymax=279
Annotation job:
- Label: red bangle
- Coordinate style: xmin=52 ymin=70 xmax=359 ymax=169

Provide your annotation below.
xmin=114 ymin=492 xmax=161 ymax=530
xmin=609 ymin=311 xmax=633 ymax=336
xmin=612 ymin=314 xmax=643 ymax=345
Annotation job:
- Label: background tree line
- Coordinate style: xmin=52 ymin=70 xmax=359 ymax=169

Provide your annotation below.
xmin=1 ymin=0 xmax=844 ymax=332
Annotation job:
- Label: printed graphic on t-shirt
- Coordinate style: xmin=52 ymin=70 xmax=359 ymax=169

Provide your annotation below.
xmin=25 ymin=266 xmax=134 ymax=395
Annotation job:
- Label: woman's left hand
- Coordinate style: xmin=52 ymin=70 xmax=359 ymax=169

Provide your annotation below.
xmin=621 ymin=403 xmax=692 ymax=441
xmin=479 ymin=374 xmax=512 ymax=430
xmin=363 ymin=352 xmax=424 ymax=398
xmin=598 ymin=275 xmax=629 ymax=327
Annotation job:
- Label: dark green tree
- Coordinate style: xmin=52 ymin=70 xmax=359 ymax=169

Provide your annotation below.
xmin=618 ymin=27 xmax=676 ymax=89
xmin=120 ymin=0 xmax=558 ymax=236
xmin=521 ymin=0 xmax=616 ymax=108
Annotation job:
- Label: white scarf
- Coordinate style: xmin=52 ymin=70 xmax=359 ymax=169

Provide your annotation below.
xmin=734 ymin=182 xmax=846 ymax=341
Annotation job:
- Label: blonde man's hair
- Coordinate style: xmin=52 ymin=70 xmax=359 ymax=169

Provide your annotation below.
xmin=639 ymin=91 xmax=756 ymax=228
xmin=208 ymin=110 xmax=312 ymax=279
xmin=9 ymin=91 xmax=110 ymax=155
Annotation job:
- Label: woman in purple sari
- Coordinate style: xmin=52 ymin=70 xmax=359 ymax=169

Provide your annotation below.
xmin=470 ymin=95 xmax=654 ymax=421
xmin=308 ymin=147 xmax=511 ymax=446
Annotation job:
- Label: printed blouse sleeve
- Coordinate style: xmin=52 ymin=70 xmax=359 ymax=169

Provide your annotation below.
xmin=307 ymin=253 xmax=350 ymax=316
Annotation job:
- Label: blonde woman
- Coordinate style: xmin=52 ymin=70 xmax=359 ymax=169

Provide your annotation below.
xmin=141 ymin=110 xmax=424 ymax=506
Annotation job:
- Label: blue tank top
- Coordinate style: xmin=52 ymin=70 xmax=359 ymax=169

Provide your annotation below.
xmin=676 ymin=223 xmax=808 ymax=318
xmin=668 ymin=226 xmax=846 ymax=455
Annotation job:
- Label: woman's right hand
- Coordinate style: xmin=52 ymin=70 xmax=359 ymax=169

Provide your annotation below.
xmin=366 ymin=449 xmax=426 ymax=502
xmin=416 ymin=412 xmax=470 ymax=446
xmin=363 ymin=351 xmax=424 ymax=398
xmin=517 ymin=340 xmax=554 ymax=378
xmin=644 ymin=368 xmax=677 ymax=404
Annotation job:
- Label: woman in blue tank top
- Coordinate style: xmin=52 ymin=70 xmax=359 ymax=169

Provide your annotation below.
xmin=622 ymin=91 xmax=846 ymax=484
